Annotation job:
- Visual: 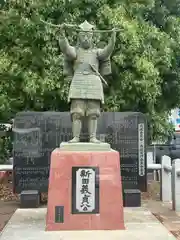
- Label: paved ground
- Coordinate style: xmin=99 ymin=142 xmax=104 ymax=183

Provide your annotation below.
xmin=143 ymin=200 xmax=180 ymax=239
xmin=0 ymin=180 xmax=180 ymax=238
xmin=0 ymin=207 xmax=176 ymax=240
xmin=0 ymin=200 xmax=18 ymax=232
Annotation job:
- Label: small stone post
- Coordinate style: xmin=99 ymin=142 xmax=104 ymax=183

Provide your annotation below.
xmin=160 ymin=155 xmax=172 ymax=202
xmin=172 ymin=159 xmax=180 ymax=211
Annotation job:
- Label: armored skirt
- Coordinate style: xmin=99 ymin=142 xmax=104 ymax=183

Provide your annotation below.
xmin=68 ymin=73 xmax=104 ymax=104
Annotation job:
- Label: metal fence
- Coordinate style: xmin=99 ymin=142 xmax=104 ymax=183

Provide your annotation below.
xmin=147 ymin=155 xmax=180 ymax=212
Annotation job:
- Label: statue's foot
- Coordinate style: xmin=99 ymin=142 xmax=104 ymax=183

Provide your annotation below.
xmin=89 ymin=137 xmax=101 ymax=143
xmin=68 ymin=137 xmax=80 ymax=143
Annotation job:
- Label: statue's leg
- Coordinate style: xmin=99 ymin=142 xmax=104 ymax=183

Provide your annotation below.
xmin=69 ymin=99 xmax=84 ymax=143
xmin=86 ymin=100 xmax=101 ymax=143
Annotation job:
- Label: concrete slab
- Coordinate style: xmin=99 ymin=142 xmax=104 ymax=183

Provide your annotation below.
xmin=0 ymin=207 xmax=176 ymax=240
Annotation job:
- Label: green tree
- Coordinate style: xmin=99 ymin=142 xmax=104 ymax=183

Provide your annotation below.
xmin=0 ymin=0 xmax=180 ymax=142
xmin=0 ymin=123 xmax=12 ymax=164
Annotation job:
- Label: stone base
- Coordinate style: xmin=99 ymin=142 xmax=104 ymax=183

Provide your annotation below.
xmin=20 ymin=190 xmax=40 ymax=208
xmin=123 ymin=189 xmax=141 ymax=207
xmin=46 ymin=147 xmax=125 ymax=231
xmin=59 ymin=142 xmax=111 ymax=151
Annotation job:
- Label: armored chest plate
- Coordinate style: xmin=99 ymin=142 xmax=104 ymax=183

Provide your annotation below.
xmin=68 ymin=48 xmax=104 ymax=103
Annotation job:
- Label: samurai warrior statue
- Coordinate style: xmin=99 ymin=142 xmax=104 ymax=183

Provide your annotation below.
xmin=59 ymin=20 xmax=116 ymax=143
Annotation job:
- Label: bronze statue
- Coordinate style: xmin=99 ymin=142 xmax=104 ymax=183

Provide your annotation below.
xmin=41 ymin=20 xmax=116 ymax=143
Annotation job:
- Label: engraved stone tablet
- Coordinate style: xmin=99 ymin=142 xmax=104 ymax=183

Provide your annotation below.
xmin=13 ymin=127 xmax=42 ymax=157
xmin=105 ymin=112 xmax=147 ymax=192
xmin=14 ymin=166 xmax=49 ymax=193
xmin=13 ymin=111 xmax=147 ymax=194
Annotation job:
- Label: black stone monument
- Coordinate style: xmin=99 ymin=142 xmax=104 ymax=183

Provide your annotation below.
xmin=13 ymin=111 xmax=147 ymax=207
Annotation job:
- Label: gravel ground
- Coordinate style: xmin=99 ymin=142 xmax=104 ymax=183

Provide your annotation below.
xmin=0 ymin=174 xmax=19 ymax=232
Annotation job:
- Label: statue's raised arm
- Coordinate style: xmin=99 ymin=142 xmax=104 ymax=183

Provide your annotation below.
xmin=97 ymin=29 xmax=116 ymax=60
xmin=58 ymin=25 xmax=76 ymax=60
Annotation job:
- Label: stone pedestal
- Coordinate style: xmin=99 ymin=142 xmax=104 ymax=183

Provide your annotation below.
xmin=46 ymin=142 xmax=125 ymax=231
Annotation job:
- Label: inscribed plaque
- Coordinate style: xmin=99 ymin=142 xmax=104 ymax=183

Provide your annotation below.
xmin=138 ymin=123 xmax=145 ymax=176
xmin=72 ymin=167 xmax=99 ymax=214
xmin=55 ymin=206 xmax=64 ymax=223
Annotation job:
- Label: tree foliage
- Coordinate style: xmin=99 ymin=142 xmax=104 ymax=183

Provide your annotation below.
xmin=0 ymin=123 xmax=12 ymax=163
xmin=0 ymin=0 xmax=180 ymax=141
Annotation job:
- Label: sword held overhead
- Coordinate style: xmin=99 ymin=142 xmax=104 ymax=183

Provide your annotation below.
xmin=40 ymin=19 xmax=78 ymax=29
xmin=40 ymin=19 xmax=121 ymax=33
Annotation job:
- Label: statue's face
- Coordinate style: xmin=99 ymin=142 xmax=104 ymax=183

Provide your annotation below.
xmin=78 ymin=31 xmax=93 ymax=49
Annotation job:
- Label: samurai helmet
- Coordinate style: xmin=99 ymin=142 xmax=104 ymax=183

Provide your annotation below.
xmin=78 ymin=20 xmax=95 ymax=32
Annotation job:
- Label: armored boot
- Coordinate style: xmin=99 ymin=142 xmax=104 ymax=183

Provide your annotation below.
xmin=69 ymin=114 xmax=82 ymax=143
xmin=88 ymin=115 xmax=101 ymax=143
